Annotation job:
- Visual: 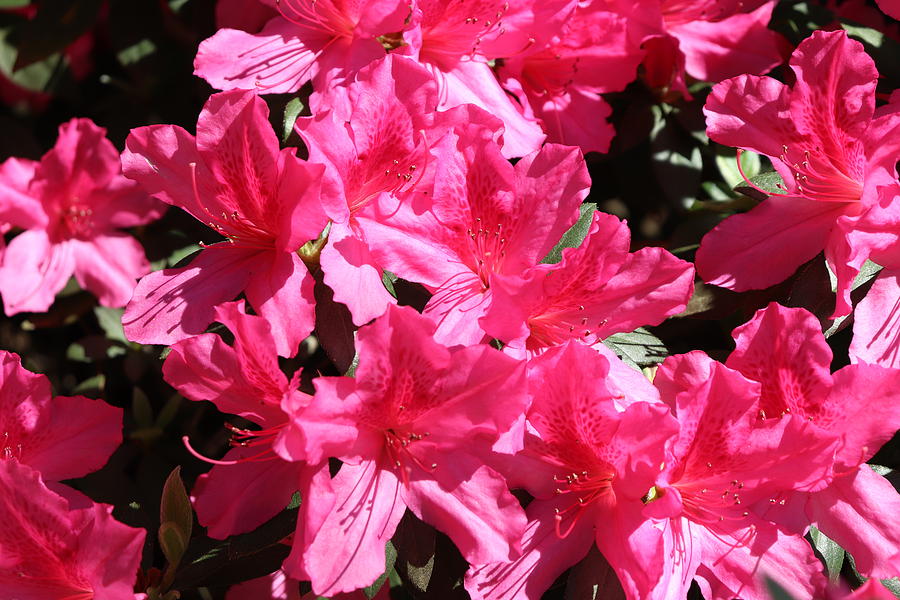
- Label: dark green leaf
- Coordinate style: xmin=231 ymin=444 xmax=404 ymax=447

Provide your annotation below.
xmin=159 ymin=521 xmax=189 ymax=568
xmin=0 ymin=0 xmax=30 ymax=7
xmin=542 ymin=203 xmax=596 ymax=264
xmin=282 ymin=97 xmax=305 ymax=143
xmin=160 ymin=467 xmax=193 ymax=559
xmin=382 ymin=270 xmax=398 ymax=299
xmin=602 ymin=328 xmax=668 ymax=370
xmin=174 ymin=504 xmax=298 ymax=589
xmin=393 ymin=512 xmax=436 ymax=594
xmin=734 ymin=170 xmax=785 ymax=201
xmin=809 ymin=526 xmax=844 ymax=584
xmin=364 ymin=541 xmax=398 ymax=598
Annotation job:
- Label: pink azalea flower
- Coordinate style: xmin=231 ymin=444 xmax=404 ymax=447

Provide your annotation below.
xmin=699 ymin=30 xmax=900 ymax=317
xmin=465 ymin=342 xmax=679 ymax=600
xmin=399 ymin=0 xmax=576 ymax=156
xmin=650 ymin=349 xmax=837 ymax=599
xmin=121 ymin=90 xmax=326 ymax=356
xmin=0 ymin=118 xmax=163 ymax=315
xmin=163 ymin=301 xmax=334 ymax=571
xmin=295 ymin=54 xmax=451 ymax=325
xmin=497 ymin=3 xmax=644 ymax=153
xmin=359 ymin=134 xmax=590 ymax=345
xmin=0 ymin=458 xmax=146 ymax=600
xmin=194 ymin=0 xmax=409 ymax=94
xmin=482 ymin=211 xmax=694 ymax=357
xmin=0 ymin=349 xmax=122 ymax=482
xmin=284 ymin=304 xmax=529 ymax=596
xmin=726 ymin=303 xmax=900 ymax=579
xmin=602 ymin=0 xmax=786 ymax=96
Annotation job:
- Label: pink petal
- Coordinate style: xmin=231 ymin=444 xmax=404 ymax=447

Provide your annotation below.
xmin=194 ymin=17 xmax=329 ymax=94
xmin=0 ymin=156 xmax=45 ymax=229
xmin=320 ymin=223 xmax=394 ymax=326
xmin=668 ymin=2 xmax=785 ymax=82
xmin=193 ymin=449 xmax=302 ymax=539
xmin=0 ymin=351 xmax=121 ymax=482
xmin=87 ymin=176 xmax=167 ymax=229
xmin=244 ymin=251 xmax=316 ymax=357
xmin=465 ymin=497 xmax=596 ymax=600
xmin=436 ymin=60 xmax=545 ymax=158
xmin=696 ymin=195 xmax=847 ymax=291
xmin=528 ymin=87 xmax=615 ymax=154
xmin=727 ymin=303 xmax=833 ymax=419
xmin=851 ymin=268 xmax=900 ymax=368
xmin=123 ymin=245 xmax=257 ymax=347
xmin=703 ymin=73 xmax=792 ymax=159
xmin=404 ymin=454 xmax=526 ymax=564
xmin=820 ymin=362 xmax=900 ymax=469
xmin=788 ymin=30 xmax=877 ymax=141
xmin=0 ymin=460 xmax=144 ymax=599
xmin=808 ymin=466 xmax=900 ymax=579
xmin=163 ymin=332 xmax=286 ymax=427
xmin=226 ymin=570 xmax=302 ymax=600
xmin=304 ymin=460 xmax=406 ymax=596
xmin=36 ymin=118 xmax=120 ymax=194
xmin=876 ymin=0 xmax=900 ymax=19
xmin=0 ymin=230 xmax=74 ymax=315
xmin=692 ymin=515 xmax=825 ymax=600
xmin=70 ymin=234 xmax=150 ymax=308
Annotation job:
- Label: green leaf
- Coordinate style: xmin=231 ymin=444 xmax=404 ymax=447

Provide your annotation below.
xmin=282 ymin=97 xmax=305 ymax=143
xmin=174 ymin=504 xmax=298 ymax=589
xmin=715 ymin=149 xmax=760 ymax=189
xmin=734 ymin=170 xmax=785 ymax=201
xmin=0 ymin=27 xmax=65 ymax=93
xmin=159 ymin=521 xmax=189 ymax=568
xmin=0 ymin=0 xmax=30 ymax=8
xmin=602 ymin=328 xmax=668 ymax=370
xmin=72 ymin=373 xmax=105 ymax=394
xmin=363 ymin=541 xmax=398 ymax=599
xmin=160 ymin=466 xmax=193 ymax=564
xmin=881 ymin=578 xmax=900 ymax=599
xmin=93 ymin=306 xmax=127 ymax=344
xmin=382 ymin=270 xmax=398 ymax=299
xmin=809 ymin=526 xmax=844 ymax=584
xmin=542 ymin=203 xmax=596 ymax=264
xmin=116 ymin=38 xmax=156 ymax=66
xmin=154 ymin=395 xmax=182 ymax=429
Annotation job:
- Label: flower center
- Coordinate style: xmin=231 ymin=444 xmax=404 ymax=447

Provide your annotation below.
xmin=552 ymin=467 xmax=615 ymax=538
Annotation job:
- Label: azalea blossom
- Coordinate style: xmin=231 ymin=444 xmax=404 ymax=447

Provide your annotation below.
xmin=466 ymin=342 xmax=679 ymax=600
xmin=121 ymin=90 xmax=326 ymax=356
xmin=0 ymin=349 xmax=122 ymax=482
xmin=650 ymin=349 xmax=836 ymax=599
xmin=0 ymin=118 xmax=163 ymax=315
xmin=726 ymin=303 xmax=900 ymax=579
xmin=0 ymin=458 xmax=146 ymax=600
xmin=163 ymin=300 xmax=334 ymax=579
xmin=699 ymin=30 xmax=900 ymax=317
xmin=194 ymin=0 xmax=408 ymax=95
xmin=285 ymin=304 xmax=529 ymax=595
xmin=482 ymin=210 xmax=694 ymax=357
xmin=600 ymin=0 xmax=786 ymax=97
xmin=497 ymin=3 xmax=644 ymax=153
xmin=398 ymin=0 xmax=577 ymax=156
xmin=296 ymin=54 xmax=455 ymax=325
xmin=359 ymin=133 xmax=590 ymax=345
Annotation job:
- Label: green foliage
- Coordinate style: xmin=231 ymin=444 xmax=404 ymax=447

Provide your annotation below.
xmin=602 ymin=328 xmax=668 ymax=370
xmin=542 ymin=203 xmax=597 ymax=264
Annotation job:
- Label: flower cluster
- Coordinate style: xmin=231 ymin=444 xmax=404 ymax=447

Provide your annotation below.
xmin=1 ymin=1 xmax=899 ymax=599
